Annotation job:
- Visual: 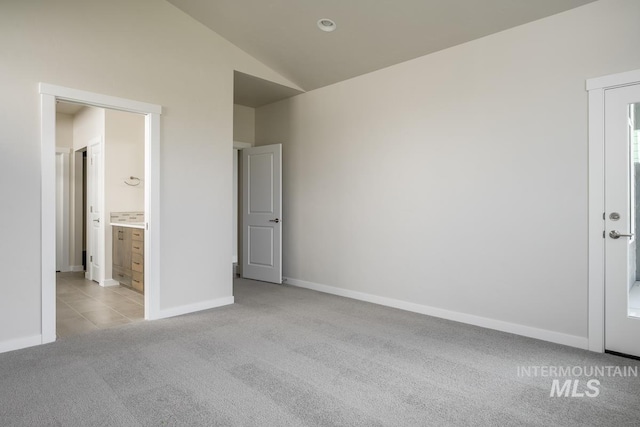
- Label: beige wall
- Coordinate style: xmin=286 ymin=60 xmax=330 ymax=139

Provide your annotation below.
xmin=233 ymin=104 xmax=255 ymax=143
xmin=71 ymin=106 xmax=106 ymax=272
xmin=55 ymin=113 xmax=74 ymax=149
xmin=104 ymin=109 xmax=145 ymax=282
xmin=255 ymin=0 xmax=640 ymax=344
xmin=0 ymin=0 xmax=299 ymax=347
xmin=232 ymin=104 xmax=255 ymax=267
xmin=56 ymin=113 xmax=75 ymax=271
xmin=72 ymin=107 xmax=105 ymax=151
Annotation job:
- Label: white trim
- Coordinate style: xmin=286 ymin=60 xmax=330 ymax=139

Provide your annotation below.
xmin=0 ymin=335 xmax=43 ymax=354
xmin=40 ymin=83 xmax=162 ymax=345
xmin=285 ymin=277 xmax=589 ymax=350
xmin=586 ymin=69 xmax=640 ymax=353
xmin=40 ymin=83 xmax=161 ymax=115
xmin=87 ymin=135 xmax=105 ymax=285
xmin=156 ymin=296 xmax=234 ymax=319
xmin=102 ymin=279 xmax=120 ymax=287
xmin=144 ymin=112 xmax=161 ymax=320
xmin=233 ymin=140 xmax=252 ymax=149
xmin=586 ymin=69 xmax=640 ymax=91
xmin=41 ymin=93 xmax=56 ymax=344
xmin=588 ymin=88 xmax=606 ymax=352
xmin=69 ymin=265 xmax=84 ymax=272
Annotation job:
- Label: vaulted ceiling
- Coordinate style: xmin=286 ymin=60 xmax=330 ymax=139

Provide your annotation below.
xmin=168 ymin=0 xmax=596 ymax=95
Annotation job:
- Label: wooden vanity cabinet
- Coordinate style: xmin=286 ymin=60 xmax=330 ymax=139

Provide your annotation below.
xmin=131 ymin=229 xmax=144 ymax=292
xmin=112 ymin=226 xmax=144 ymax=293
xmin=112 ymin=226 xmax=132 ymax=287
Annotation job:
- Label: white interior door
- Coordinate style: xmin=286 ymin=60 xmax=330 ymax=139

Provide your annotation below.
xmin=242 ymin=144 xmax=282 ymax=283
xmin=604 ymin=83 xmax=640 ymax=357
xmin=87 ymin=138 xmax=104 ymax=283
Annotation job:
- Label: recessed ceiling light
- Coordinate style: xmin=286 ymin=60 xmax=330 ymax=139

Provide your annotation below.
xmin=317 ymin=18 xmax=336 ymax=32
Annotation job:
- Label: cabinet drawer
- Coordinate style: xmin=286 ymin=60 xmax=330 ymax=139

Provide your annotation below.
xmin=113 ymin=266 xmax=132 ymax=286
xmin=131 ymin=239 xmax=144 ymax=255
xmin=131 ymin=229 xmax=144 ymax=241
xmin=132 ymin=271 xmax=144 ymax=293
xmin=131 ymin=253 xmax=144 ymax=273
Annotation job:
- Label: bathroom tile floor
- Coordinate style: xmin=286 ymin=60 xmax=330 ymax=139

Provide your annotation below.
xmin=56 ymin=272 xmax=144 ymax=339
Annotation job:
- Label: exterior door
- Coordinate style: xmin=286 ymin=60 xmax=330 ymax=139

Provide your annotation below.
xmin=87 ymin=138 xmax=103 ymax=283
xmin=242 ymin=144 xmax=282 ymax=283
xmin=604 ymin=84 xmax=640 ymax=357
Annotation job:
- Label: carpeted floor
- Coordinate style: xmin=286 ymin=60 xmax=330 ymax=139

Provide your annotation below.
xmin=1 ymin=278 xmax=639 ymax=426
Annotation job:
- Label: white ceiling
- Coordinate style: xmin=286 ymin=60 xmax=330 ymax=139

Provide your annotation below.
xmin=168 ymin=0 xmax=597 ymax=92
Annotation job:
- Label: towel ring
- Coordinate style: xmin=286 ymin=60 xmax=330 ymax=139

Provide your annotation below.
xmin=124 ymin=176 xmax=141 ymax=186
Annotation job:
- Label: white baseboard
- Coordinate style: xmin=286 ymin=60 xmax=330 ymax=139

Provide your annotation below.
xmin=101 ymin=279 xmax=120 ymax=287
xmin=157 ymin=296 xmax=234 ymax=320
xmin=284 ymin=277 xmax=589 ymax=350
xmin=70 ymin=265 xmax=84 ymax=272
xmin=0 ymin=334 xmax=43 ymax=354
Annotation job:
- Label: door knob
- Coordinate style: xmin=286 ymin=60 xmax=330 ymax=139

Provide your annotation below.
xmin=269 ymin=218 xmax=280 ymax=223
xmin=93 ymin=218 xmax=100 ymax=223
xmin=609 ymin=230 xmax=634 ymax=239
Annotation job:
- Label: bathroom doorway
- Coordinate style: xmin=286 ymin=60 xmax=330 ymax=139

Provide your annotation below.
xmin=40 ymin=83 xmax=161 ymax=344
xmin=54 ymin=102 xmax=148 ymax=338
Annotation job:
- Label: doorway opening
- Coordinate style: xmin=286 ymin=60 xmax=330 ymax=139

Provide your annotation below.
xmin=231 ymin=112 xmax=282 ymax=284
xmin=40 ymin=83 xmax=161 ymax=344
xmin=232 ymin=71 xmax=298 ymax=286
xmin=54 ymin=102 xmax=148 ymax=338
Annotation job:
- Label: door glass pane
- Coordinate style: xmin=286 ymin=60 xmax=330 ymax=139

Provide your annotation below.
xmin=631 ymin=102 xmax=640 ymax=318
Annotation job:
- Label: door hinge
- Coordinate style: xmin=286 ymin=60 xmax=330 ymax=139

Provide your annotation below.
xmin=90 ymin=255 xmax=93 ymax=262
xmin=603 ymin=212 xmax=605 ymax=220
xmin=90 ymin=206 xmax=93 ymax=213
xmin=603 ymin=231 xmax=606 ymax=238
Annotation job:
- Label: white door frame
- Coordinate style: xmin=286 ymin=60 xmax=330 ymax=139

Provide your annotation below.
xmin=87 ymin=136 xmax=104 ymax=284
xmin=587 ymin=68 xmax=640 ymax=352
xmin=40 ymin=83 xmax=162 ymax=344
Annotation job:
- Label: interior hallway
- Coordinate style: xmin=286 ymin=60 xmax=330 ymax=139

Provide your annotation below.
xmin=56 ymin=272 xmax=144 ymax=338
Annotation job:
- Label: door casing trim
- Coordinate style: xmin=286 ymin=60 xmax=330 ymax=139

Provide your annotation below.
xmin=40 ymin=83 xmax=162 ymax=344
xmin=587 ymin=69 xmax=640 ymax=352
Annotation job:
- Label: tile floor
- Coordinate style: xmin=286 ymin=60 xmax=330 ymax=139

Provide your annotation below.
xmin=56 ymin=272 xmax=144 ymax=338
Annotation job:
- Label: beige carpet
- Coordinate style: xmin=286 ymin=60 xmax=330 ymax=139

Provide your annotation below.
xmin=0 ymin=278 xmax=638 ymax=426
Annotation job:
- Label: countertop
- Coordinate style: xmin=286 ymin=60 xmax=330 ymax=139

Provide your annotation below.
xmin=110 ymin=222 xmax=145 ymax=229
